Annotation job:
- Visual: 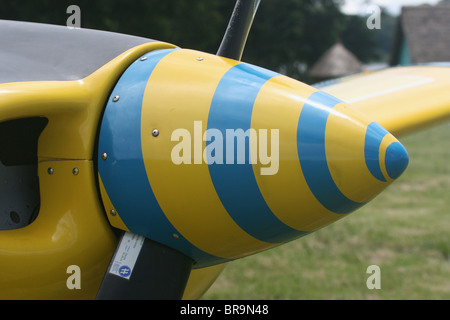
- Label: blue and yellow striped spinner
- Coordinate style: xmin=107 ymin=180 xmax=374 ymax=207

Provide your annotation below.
xmin=97 ymin=48 xmax=409 ymax=268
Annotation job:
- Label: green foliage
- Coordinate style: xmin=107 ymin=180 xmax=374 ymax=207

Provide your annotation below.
xmin=0 ymin=0 xmax=391 ymax=80
xmin=341 ymin=14 xmax=380 ymax=62
xmin=243 ymin=0 xmax=347 ymax=79
xmin=0 ymin=0 xmax=231 ymax=54
xmin=340 ymin=8 xmax=397 ymax=63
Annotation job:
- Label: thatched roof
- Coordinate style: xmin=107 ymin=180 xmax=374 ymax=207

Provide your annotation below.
xmin=391 ymin=3 xmax=450 ymax=65
xmin=308 ymin=42 xmax=362 ymax=79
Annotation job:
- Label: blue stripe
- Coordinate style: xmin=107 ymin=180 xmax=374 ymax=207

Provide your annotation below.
xmin=98 ymin=49 xmax=223 ymax=268
xmin=207 ymin=63 xmax=309 ymax=243
xmin=365 ymin=122 xmax=389 ymax=182
xmin=297 ymin=91 xmax=365 ymax=214
xmin=385 ymin=142 xmax=409 ymax=179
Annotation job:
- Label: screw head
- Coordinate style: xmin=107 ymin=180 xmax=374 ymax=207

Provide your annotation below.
xmin=47 ymin=167 xmax=54 ymax=175
xmin=112 ymin=95 xmax=120 ymax=102
xmin=72 ymin=168 xmax=79 ymax=175
xmin=152 ymin=129 xmax=159 ymax=137
xmin=172 ymin=234 xmax=180 ymax=240
xmin=140 ymin=56 xmax=148 ymax=61
xmin=101 ymin=152 xmax=108 ymax=160
xmin=110 ymin=209 xmax=117 ymax=216
xmin=196 ymin=57 xmax=204 ymax=61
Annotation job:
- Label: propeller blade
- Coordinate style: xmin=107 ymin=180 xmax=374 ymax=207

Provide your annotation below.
xmin=217 ymin=0 xmax=261 ymax=61
xmin=96 ymin=231 xmax=193 ymax=300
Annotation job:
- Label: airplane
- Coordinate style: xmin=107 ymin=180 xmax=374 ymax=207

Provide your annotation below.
xmin=0 ymin=0 xmax=449 ymax=300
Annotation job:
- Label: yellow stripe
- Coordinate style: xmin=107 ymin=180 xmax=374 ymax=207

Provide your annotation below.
xmin=251 ymin=76 xmax=341 ymax=232
xmin=325 ymin=104 xmax=388 ymax=203
xmin=98 ymin=176 xmax=130 ymax=232
xmin=379 ymin=134 xmax=398 ymax=182
xmin=140 ymin=49 xmax=272 ymax=259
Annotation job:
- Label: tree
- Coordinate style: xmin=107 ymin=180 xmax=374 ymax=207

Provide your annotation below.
xmin=340 ymin=14 xmax=380 ymax=63
xmin=1 ymin=0 xmax=381 ymax=81
xmin=0 ymin=0 xmax=229 ymax=54
xmin=244 ymin=0 xmax=346 ymax=79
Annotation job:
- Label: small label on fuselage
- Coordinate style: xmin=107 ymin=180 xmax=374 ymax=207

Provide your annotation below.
xmin=109 ymin=232 xmax=145 ymax=280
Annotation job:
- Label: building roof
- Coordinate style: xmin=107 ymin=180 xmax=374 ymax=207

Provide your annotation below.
xmin=390 ymin=3 xmax=450 ymax=65
xmin=308 ymin=42 xmax=362 ymax=79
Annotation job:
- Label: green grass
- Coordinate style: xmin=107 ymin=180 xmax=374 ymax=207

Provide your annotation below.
xmin=203 ymin=122 xmax=450 ymax=300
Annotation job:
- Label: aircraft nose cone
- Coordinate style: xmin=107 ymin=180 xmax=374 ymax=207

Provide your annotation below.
xmin=385 ymin=142 xmax=409 ymax=179
xmin=364 ymin=122 xmax=409 ymax=183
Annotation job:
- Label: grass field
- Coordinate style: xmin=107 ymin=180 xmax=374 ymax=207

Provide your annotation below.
xmin=203 ymin=122 xmax=450 ymax=300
